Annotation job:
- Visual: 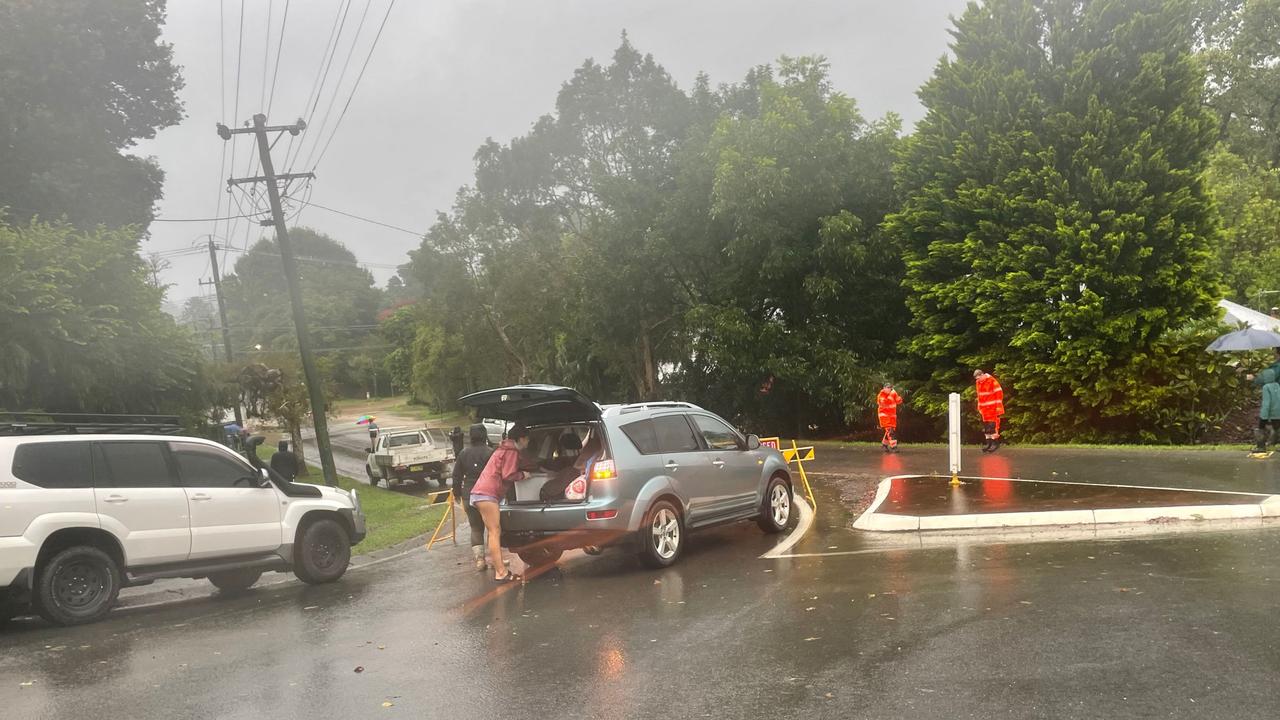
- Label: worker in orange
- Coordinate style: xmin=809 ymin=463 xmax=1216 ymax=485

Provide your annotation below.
xmin=876 ymin=382 xmax=903 ymax=453
xmin=974 ymin=369 xmax=1005 ymax=452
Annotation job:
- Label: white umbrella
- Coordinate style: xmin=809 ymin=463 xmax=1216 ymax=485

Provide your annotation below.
xmin=1206 ymin=328 xmax=1280 ymax=352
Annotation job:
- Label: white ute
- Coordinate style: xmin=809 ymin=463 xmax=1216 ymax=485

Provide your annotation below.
xmin=365 ymin=427 xmax=453 ymax=487
xmin=0 ymin=432 xmax=365 ymax=626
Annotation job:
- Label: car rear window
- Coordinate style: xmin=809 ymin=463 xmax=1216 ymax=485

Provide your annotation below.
xmin=620 ymin=419 xmax=659 ymax=454
xmin=12 ymin=441 xmax=93 ymax=488
xmin=387 ymin=434 xmax=423 ymax=448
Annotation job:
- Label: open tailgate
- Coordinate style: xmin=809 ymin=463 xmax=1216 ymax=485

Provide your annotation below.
xmin=458 ymin=385 xmax=600 ymax=425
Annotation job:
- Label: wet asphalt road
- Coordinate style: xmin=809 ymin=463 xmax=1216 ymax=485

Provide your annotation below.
xmin=5 ymin=444 xmax=1280 ymax=718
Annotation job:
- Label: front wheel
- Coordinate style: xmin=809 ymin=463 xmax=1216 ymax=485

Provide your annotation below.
xmin=208 ymin=568 xmax=263 ymax=592
xmin=294 ymin=517 xmax=352 ymax=585
xmin=637 ymin=500 xmax=684 ymax=568
xmin=35 ymin=546 xmax=121 ymax=626
xmin=757 ymin=475 xmax=792 ymax=533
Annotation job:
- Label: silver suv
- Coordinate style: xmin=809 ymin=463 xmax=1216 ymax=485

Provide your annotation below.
xmin=459 ymin=386 xmax=793 ymax=568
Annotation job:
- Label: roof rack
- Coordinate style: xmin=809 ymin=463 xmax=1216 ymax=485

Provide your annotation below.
xmin=616 ymin=401 xmax=698 ymax=414
xmin=0 ymin=412 xmax=185 ymax=437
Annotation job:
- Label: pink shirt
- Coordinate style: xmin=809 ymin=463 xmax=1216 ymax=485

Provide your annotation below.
xmin=470 ymin=439 xmax=524 ymax=499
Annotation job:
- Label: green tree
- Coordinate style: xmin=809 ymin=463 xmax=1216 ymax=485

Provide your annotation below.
xmin=669 ymin=58 xmax=907 ymax=431
xmin=0 ymin=0 xmax=183 ymax=229
xmin=0 ymin=218 xmax=214 ymax=425
xmin=889 ymin=0 xmax=1233 ymax=442
xmin=223 ymin=228 xmax=382 ymax=395
xmin=1203 ymin=145 xmax=1280 ymax=303
xmin=1199 ymin=0 xmax=1280 ymax=166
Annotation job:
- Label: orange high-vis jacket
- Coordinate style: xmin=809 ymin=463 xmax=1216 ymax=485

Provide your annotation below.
xmin=876 ymin=388 xmax=903 ymax=428
xmin=976 ymin=375 xmax=1005 ymax=421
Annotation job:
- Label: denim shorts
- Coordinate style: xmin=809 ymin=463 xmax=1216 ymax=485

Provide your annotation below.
xmin=470 ymin=493 xmax=500 ymax=505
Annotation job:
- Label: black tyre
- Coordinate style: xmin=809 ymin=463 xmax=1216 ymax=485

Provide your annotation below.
xmin=207 ymin=568 xmax=263 ymax=592
xmin=757 ymin=474 xmax=792 ymax=533
xmin=35 ymin=546 xmax=120 ymax=626
xmin=517 ymin=547 xmax=563 ymax=568
xmin=637 ymin=499 xmax=684 ymax=569
xmin=294 ymin=517 xmax=352 ymax=585
xmin=366 ymin=465 xmax=379 ymax=486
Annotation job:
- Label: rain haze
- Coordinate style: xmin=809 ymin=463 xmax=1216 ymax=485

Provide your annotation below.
xmin=142 ymin=0 xmax=969 ymax=305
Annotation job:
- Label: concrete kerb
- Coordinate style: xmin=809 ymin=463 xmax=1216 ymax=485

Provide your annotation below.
xmin=854 ymin=475 xmax=1280 ymax=534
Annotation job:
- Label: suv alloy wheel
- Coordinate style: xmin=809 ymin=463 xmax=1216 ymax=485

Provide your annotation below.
xmin=638 ymin=499 xmax=684 ymax=568
xmin=757 ymin=474 xmax=791 ymax=533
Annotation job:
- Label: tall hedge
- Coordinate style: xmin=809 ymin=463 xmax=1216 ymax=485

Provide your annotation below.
xmin=888 ymin=0 xmax=1239 ymax=442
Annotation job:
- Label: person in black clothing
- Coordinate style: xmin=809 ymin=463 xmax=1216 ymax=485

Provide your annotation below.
xmin=448 ymin=426 xmax=465 ymax=456
xmin=452 ymin=424 xmax=495 ymax=570
xmin=270 ymin=440 xmax=299 ymax=481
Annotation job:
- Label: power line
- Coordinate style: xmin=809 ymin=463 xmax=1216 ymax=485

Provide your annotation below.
xmin=226 ymin=0 xmax=247 ymax=269
xmin=301 ymin=0 xmax=374 ymax=171
xmin=297 ymin=199 xmax=421 ymax=237
xmin=211 ymin=0 xmax=230 ymax=250
xmin=259 ymin=0 xmax=273 ymax=112
xmin=223 ymin=245 xmax=402 ymax=271
xmin=311 ymin=0 xmax=398 ymax=171
xmin=291 ymin=0 xmax=353 ymax=170
xmin=266 ymin=0 xmax=291 ymax=118
xmin=153 ymin=211 xmax=268 ymax=223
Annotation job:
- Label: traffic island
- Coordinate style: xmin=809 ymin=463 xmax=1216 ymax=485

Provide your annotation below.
xmin=853 ymin=474 xmax=1280 ymax=532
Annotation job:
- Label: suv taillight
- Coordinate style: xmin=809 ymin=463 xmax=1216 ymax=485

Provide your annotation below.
xmin=565 ymin=476 xmax=588 ymax=501
xmin=590 ymin=459 xmax=616 ymax=481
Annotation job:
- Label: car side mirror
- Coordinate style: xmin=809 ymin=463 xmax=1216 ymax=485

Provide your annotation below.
xmin=259 ymin=467 xmax=273 ymax=488
xmin=745 ymin=434 xmax=761 ymax=450
xmin=365 ymin=447 xmax=373 ymax=454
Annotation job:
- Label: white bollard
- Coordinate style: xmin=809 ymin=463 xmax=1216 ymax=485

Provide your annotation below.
xmin=948 ymin=392 xmax=962 ymax=484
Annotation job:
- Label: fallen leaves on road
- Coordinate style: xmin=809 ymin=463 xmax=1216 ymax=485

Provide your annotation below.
xmin=382 ymin=701 xmax=394 ymax=708
xmin=354 ymin=666 xmax=364 ymax=673
xmin=804 ymin=637 xmax=821 ymax=642
xmin=20 ymin=681 xmax=35 ymax=687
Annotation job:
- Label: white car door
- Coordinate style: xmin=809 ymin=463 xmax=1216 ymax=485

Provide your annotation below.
xmin=170 ymin=442 xmax=282 ymax=560
xmin=92 ymin=441 xmax=191 ymax=566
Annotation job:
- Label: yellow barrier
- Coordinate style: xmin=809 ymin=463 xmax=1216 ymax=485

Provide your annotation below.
xmin=425 ymin=489 xmax=457 ymax=550
xmin=787 ymin=439 xmax=817 ymax=511
xmin=760 ymin=437 xmax=817 ymax=511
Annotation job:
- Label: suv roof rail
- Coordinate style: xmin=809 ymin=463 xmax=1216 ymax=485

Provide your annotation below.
xmin=0 ymin=411 xmax=185 ymax=437
xmin=616 ymin=401 xmax=699 ymax=414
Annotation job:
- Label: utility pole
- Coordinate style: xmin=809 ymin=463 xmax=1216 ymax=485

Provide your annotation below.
xmin=199 ymin=237 xmax=244 ymax=426
xmin=218 ymin=114 xmax=337 ymax=486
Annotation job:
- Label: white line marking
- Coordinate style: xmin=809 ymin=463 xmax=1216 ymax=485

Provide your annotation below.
xmin=760 ymin=494 xmax=814 ymax=559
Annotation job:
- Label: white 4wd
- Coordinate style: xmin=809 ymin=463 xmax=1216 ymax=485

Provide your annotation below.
xmin=0 ymin=435 xmax=366 ymax=626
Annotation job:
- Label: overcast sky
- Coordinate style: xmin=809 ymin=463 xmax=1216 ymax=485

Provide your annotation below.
xmin=142 ymin=0 xmax=969 ymax=308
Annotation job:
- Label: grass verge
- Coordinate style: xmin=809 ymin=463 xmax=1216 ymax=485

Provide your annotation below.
xmin=257 ymin=446 xmax=449 ymax=554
